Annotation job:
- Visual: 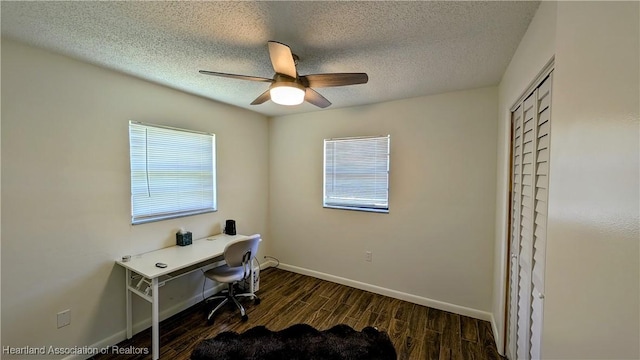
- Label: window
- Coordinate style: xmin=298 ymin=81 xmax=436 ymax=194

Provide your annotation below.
xmin=323 ymin=135 xmax=390 ymax=213
xmin=129 ymin=121 xmax=216 ymax=224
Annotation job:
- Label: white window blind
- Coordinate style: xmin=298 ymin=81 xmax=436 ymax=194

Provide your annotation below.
xmin=323 ymin=135 xmax=390 ymax=213
xmin=129 ymin=121 xmax=216 ymax=224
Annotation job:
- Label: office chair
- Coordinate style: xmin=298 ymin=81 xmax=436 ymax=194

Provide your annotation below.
xmin=205 ymin=234 xmax=261 ymax=324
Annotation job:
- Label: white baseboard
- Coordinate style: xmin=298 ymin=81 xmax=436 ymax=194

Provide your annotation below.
xmin=66 ymin=260 xmax=492 ymax=360
xmin=60 ymin=330 xmax=127 ymax=360
xmin=278 ymin=263 xmax=493 ymax=322
xmin=61 ymin=282 xmax=225 ymax=360
xmin=62 ymin=260 xmax=276 ymax=360
xmin=491 ymin=313 xmax=504 ymax=356
xmin=260 ymin=258 xmax=279 ymax=269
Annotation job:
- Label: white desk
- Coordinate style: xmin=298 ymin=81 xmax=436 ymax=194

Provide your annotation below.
xmin=116 ymin=233 xmax=252 ymax=360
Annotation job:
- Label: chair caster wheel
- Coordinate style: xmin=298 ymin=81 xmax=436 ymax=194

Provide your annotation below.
xmin=241 ymin=315 xmax=248 ymax=322
xmin=254 ymin=298 xmax=261 ymax=305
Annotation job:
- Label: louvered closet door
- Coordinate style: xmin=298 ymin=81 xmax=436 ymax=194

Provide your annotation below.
xmin=507 ymin=102 xmax=524 ymax=360
xmin=507 ymin=73 xmax=552 ymax=360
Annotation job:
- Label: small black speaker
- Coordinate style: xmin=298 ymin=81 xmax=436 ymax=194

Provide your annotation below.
xmin=224 ymin=219 xmax=236 ymax=235
xmin=176 ymin=231 xmax=192 ymax=246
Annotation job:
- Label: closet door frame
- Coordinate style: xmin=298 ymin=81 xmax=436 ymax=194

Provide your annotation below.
xmin=503 ymin=57 xmax=554 ymax=359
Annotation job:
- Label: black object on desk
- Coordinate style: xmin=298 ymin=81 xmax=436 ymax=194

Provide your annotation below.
xmin=176 ymin=231 xmax=192 ymax=246
xmin=224 ymin=220 xmax=236 ymax=235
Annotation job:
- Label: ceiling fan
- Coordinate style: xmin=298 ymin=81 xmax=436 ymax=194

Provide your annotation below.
xmin=199 ymin=41 xmax=368 ymax=108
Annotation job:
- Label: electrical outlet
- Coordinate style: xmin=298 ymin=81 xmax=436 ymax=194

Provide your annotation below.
xmin=57 ymin=309 xmax=71 ymax=328
xmin=365 ymin=251 xmax=372 ymax=262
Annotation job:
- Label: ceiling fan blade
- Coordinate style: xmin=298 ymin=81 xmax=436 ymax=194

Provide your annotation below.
xmin=199 ymin=70 xmax=273 ymax=83
xmin=305 ymin=88 xmax=331 ymax=108
xmin=250 ymin=89 xmax=271 ymax=105
xmin=267 ymin=41 xmax=297 ymax=78
xmin=300 ymin=73 xmax=369 ymax=88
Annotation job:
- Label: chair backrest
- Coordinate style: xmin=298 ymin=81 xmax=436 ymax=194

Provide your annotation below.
xmin=223 ymin=234 xmax=261 ymax=268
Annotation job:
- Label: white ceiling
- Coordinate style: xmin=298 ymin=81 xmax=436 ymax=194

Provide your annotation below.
xmin=1 ymin=1 xmax=540 ymax=117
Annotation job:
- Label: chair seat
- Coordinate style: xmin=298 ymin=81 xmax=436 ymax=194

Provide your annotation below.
xmin=205 ymin=264 xmax=246 ymax=284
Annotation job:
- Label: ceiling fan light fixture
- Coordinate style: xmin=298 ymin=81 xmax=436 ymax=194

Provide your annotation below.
xmin=270 ymin=82 xmax=305 ymax=106
xmin=200 ymin=41 xmax=367 ymax=108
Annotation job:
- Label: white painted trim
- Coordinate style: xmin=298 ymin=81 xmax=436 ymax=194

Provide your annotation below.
xmin=60 ymin=330 xmax=127 ymax=360
xmin=66 ymin=259 xmax=496 ymax=360
xmin=278 ymin=263 xmax=493 ymax=322
xmin=509 ymin=56 xmax=555 ymax=112
xmin=134 ymin=283 xmax=226 ymax=334
xmin=62 ymin=260 xmax=277 ymax=360
xmin=60 ymin=282 xmax=225 ymax=360
xmin=259 ymin=258 xmax=279 ymax=270
xmin=491 ymin=313 xmax=504 ymax=356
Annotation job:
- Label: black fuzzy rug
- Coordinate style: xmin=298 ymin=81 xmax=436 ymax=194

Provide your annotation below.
xmin=191 ymin=323 xmax=397 ymax=360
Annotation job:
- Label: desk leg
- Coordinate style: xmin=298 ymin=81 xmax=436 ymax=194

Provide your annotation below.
xmin=125 ymin=269 xmax=132 ymax=339
xmin=152 ymin=277 xmax=160 ymax=360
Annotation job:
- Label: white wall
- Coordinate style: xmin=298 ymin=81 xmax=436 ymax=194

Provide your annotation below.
xmin=494 ymin=1 xmax=640 ymax=358
xmin=1 ymin=39 xmax=270 ymax=358
xmin=494 ymin=1 xmax=556 ymax=353
xmin=543 ymin=2 xmax=639 ymax=358
xmin=269 ymin=87 xmax=498 ymax=317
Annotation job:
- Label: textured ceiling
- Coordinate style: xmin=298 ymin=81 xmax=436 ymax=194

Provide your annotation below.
xmin=1 ymin=1 xmax=539 ymax=117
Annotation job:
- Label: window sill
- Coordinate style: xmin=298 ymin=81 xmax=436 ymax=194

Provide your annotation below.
xmin=323 ymin=205 xmax=389 ymax=214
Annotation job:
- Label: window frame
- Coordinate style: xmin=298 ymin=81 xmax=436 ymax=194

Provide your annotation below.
xmin=129 ymin=121 xmax=217 ymax=225
xmin=323 ymin=135 xmax=390 ymax=213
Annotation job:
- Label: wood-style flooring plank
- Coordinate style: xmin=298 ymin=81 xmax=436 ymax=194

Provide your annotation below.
xmin=354 ymin=309 xmax=379 ymax=330
xmin=93 ymin=268 xmax=503 ymax=360
xmin=462 ymin=340 xmax=484 ymax=360
xmin=344 ymin=291 xmax=373 ymax=319
xmin=408 ymin=303 xmax=429 ymax=339
xmin=388 ymin=318 xmax=410 ymax=359
xmin=367 ymin=292 xmax=390 ymax=314
xmin=393 ymin=300 xmax=415 ymax=323
xmin=319 ymin=302 xmax=352 ymax=329
xmin=404 ymin=328 xmax=426 ymax=360
xmin=439 ymin=312 xmax=463 ymax=360
xmin=478 ymin=320 xmax=503 ymax=360
xmin=427 ymin=307 xmax=447 ymax=332
xmin=460 ymin=315 xmax=480 ymax=343
xmin=424 ymin=329 xmax=443 ymax=360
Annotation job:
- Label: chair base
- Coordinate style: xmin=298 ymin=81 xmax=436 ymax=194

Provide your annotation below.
xmin=206 ymin=283 xmax=260 ymax=324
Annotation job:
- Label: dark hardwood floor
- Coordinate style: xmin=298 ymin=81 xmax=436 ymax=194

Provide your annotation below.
xmin=93 ymin=268 xmax=503 ymax=360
